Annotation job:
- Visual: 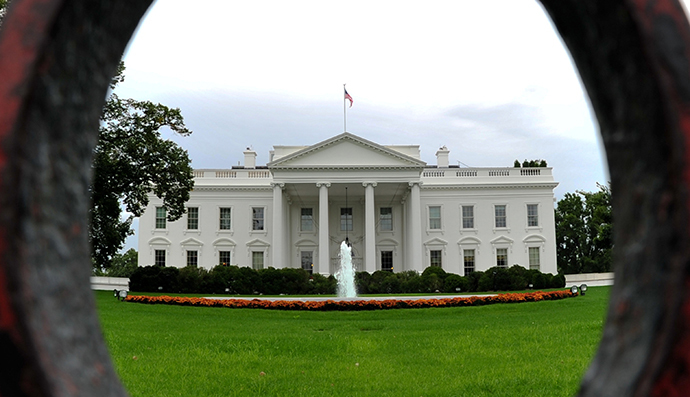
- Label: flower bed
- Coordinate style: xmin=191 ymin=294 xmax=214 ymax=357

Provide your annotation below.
xmin=125 ymin=290 xmax=576 ymax=311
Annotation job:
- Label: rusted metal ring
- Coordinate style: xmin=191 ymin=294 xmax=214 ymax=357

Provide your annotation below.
xmin=2 ymin=0 xmax=690 ymax=395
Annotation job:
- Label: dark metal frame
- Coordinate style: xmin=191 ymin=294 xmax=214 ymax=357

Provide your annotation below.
xmin=1 ymin=0 xmax=690 ymax=395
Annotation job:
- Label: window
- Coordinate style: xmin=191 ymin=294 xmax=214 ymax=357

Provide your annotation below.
xmin=301 ymin=251 xmax=313 ymax=274
xmin=380 ymin=207 xmax=393 ymax=231
xmin=252 ymin=207 xmax=264 ymax=231
xmin=529 ymin=247 xmax=540 ymax=271
xmin=381 ymin=251 xmax=393 ymax=272
xmin=219 ymin=251 xmax=231 ymax=266
xmin=154 ymin=249 xmax=166 ymax=267
xmin=527 ymin=204 xmax=539 ymax=227
xmin=496 ymin=248 xmax=508 ymax=268
xmin=187 ymin=207 xmax=199 ymax=230
xmin=340 ymin=208 xmax=353 ymax=231
xmin=301 ymin=208 xmax=313 ymax=231
xmin=495 ymin=205 xmax=506 ymax=228
xmin=462 ymin=206 xmax=474 ymax=229
xmin=429 ymin=206 xmax=441 ymax=230
xmin=464 ymin=249 xmax=475 ymax=275
xmin=252 ymin=251 xmax=264 ymax=270
xmin=187 ymin=250 xmax=198 ymax=267
xmin=430 ymin=250 xmax=442 ymax=267
xmin=155 ymin=207 xmax=166 ymax=229
xmin=219 ymin=207 xmax=232 ymax=230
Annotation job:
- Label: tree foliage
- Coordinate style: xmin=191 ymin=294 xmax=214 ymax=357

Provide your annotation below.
xmin=515 ymin=159 xmax=548 ymax=167
xmin=90 ymin=64 xmax=193 ymax=270
xmin=555 ymin=183 xmax=613 ymax=274
xmin=0 ymin=0 xmax=9 ymax=25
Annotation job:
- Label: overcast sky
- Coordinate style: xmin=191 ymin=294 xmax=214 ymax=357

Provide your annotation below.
xmin=116 ymin=0 xmax=676 ymax=251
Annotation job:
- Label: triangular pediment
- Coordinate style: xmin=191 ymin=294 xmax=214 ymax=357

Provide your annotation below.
xmin=267 ymin=133 xmax=426 ymax=169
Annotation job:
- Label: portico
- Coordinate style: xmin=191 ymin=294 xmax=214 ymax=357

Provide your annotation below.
xmin=266 ymin=133 xmax=427 ymax=275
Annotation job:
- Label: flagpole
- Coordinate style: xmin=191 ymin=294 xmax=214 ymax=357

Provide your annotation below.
xmin=343 ymin=84 xmax=347 ymax=133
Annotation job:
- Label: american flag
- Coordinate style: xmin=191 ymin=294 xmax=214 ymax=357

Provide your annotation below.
xmin=344 ymin=88 xmax=353 ymax=108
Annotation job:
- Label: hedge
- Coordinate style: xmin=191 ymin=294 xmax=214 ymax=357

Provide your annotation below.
xmin=129 ymin=264 xmax=565 ymax=295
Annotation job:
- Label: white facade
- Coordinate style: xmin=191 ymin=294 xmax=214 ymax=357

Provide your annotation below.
xmin=138 ymin=133 xmax=559 ymax=275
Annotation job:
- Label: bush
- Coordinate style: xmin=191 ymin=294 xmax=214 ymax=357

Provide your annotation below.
xmin=466 ymin=271 xmax=483 ymax=292
xmin=477 ymin=267 xmax=511 ymax=292
xmin=129 ymin=263 xmax=564 ymax=295
xmin=177 ymin=266 xmax=208 ymax=293
xmin=307 ymin=273 xmax=337 ymax=295
xmin=444 ymin=274 xmax=468 ymax=293
xmin=355 ymin=272 xmax=371 ymax=294
xmin=507 ymin=265 xmax=529 ymax=291
xmin=129 ymin=265 xmax=180 ymax=292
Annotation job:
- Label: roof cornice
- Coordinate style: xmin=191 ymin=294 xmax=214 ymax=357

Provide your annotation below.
xmin=267 ymin=132 xmax=426 ymax=168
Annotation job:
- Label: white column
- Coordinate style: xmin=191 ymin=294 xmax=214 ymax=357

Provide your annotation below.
xmin=271 ymin=183 xmax=285 ymax=269
xmin=363 ymin=182 xmax=377 ymax=273
xmin=409 ymin=181 xmax=423 ymax=272
xmin=317 ymin=182 xmax=331 ymax=275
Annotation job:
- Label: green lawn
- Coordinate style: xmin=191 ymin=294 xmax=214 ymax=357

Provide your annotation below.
xmin=97 ymin=287 xmax=610 ymax=397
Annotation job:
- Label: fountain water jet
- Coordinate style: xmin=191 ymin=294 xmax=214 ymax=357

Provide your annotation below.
xmin=335 ymin=241 xmax=357 ymax=298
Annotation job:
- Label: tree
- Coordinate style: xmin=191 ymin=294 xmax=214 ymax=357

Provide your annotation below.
xmin=101 ymin=248 xmax=139 ymax=277
xmin=0 ymin=0 xmax=9 ymax=25
xmin=555 ymin=183 xmax=613 ymax=274
xmin=514 ymin=159 xmax=548 ymax=167
xmin=90 ymin=64 xmax=193 ymax=271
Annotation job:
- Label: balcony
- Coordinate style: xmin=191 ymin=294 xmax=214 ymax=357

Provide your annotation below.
xmin=421 ymin=167 xmax=555 ymax=186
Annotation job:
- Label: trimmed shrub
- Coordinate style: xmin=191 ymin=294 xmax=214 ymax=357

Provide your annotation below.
xmin=129 ymin=263 xmax=564 ymax=295
xmin=355 ymin=272 xmax=372 ymax=294
xmin=466 ymin=271 xmax=483 ymax=292
xmin=307 ymin=273 xmax=337 ymax=295
xmin=478 ymin=267 xmax=512 ymax=292
xmin=129 ymin=265 xmax=180 ymax=293
xmin=444 ymin=274 xmax=468 ymax=293
xmin=177 ymin=266 xmax=208 ymax=293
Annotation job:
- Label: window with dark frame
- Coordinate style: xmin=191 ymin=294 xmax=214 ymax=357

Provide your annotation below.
xmin=301 ymin=208 xmax=313 ymax=231
xmin=154 ymin=249 xmax=166 ymax=267
xmin=529 ymin=247 xmax=540 ymax=270
xmin=155 ymin=207 xmax=166 ymax=229
xmin=462 ymin=205 xmax=474 ymax=229
xmin=429 ymin=206 xmax=441 ymax=230
xmin=430 ymin=250 xmax=442 ymax=267
xmin=252 ymin=251 xmax=264 ymax=270
xmin=219 ymin=207 xmax=232 ymax=230
xmin=252 ymin=207 xmax=264 ymax=231
xmin=494 ymin=205 xmax=506 ymax=228
xmin=496 ymin=248 xmax=508 ymax=268
xmin=301 ymin=251 xmax=313 ymax=274
xmin=527 ymin=204 xmax=539 ymax=227
xmin=380 ymin=207 xmax=393 ymax=231
xmin=340 ymin=207 xmax=353 ymax=231
xmin=381 ymin=251 xmax=393 ymax=272
xmin=464 ymin=249 xmax=475 ymax=275
xmin=187 ymin=250 xmax=198 ymax=267
xmin=219 ymin=250 xmax=231 ymax=266
xmin=187 ymin=207 xmax=199 ymax=230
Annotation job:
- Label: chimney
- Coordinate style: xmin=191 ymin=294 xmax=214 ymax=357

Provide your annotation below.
xmin=436 ymin=146 xmax=450 ymax=168
xmin=244 ymin=147 xmax=257 ymax=169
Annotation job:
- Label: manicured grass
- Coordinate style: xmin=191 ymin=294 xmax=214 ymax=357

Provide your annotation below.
xmin=97 ymin=287 xmax=610 ymax=397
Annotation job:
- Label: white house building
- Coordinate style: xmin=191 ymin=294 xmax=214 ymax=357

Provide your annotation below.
xmin=138 ymin=132 xmax=559 ymax=275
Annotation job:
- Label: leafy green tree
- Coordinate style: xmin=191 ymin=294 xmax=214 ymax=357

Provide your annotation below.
xmin=91 ymin=64 xmax=193 ymax=271
xmin=516 ymin=159 xmax=548 ymax=167
xmin=0 ymin=0 xmax=9 ymax=25
xmin=102 ymin=248 xmax=139 ymax=277
xmin=555 ymin=183 xmax=612 ymax=274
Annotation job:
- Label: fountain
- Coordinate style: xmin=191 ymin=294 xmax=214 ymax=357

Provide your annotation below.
xmin=335 ymin=241 xmax=357 ymax=298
